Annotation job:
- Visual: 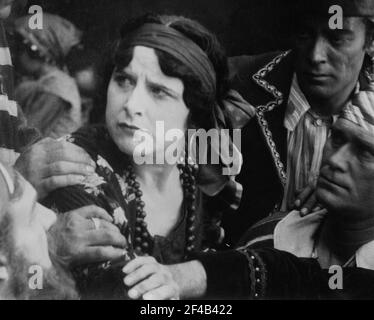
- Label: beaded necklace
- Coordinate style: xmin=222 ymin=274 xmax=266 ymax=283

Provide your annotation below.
xmin=124 ymin=157 xmax=199 ymax=259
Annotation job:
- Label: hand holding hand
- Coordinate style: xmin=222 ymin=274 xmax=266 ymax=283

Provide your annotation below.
xmin=123 ymin=256 xmax=180 ymax=300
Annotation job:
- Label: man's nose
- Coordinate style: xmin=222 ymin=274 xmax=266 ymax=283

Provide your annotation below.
xmin=35 ymin=203 xmax=57 ymax=232
xmin=326 ymin=144 xmax=350 ymax=172
xmin=308 ymin=36 xmax=328 ymax=65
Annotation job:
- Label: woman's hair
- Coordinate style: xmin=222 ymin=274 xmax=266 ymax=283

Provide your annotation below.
xmin=98 ymin=13 xmax=230 ymax=130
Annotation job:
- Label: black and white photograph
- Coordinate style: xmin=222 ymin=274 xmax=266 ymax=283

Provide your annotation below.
xmin=1 ymin=0 xmax=374 ymax=308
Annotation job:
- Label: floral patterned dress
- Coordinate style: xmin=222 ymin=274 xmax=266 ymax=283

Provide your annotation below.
xmin=43 ymin=125 xmax=241 ymax=299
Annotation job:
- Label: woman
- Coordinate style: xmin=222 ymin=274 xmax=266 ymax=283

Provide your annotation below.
xmin=43 ymin=13 xmax=246 ymax=299
xmin=13 ymin=13 xmax=82 ymax=138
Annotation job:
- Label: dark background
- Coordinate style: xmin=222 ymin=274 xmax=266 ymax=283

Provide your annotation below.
xmin=20 ymin=0 xmax=299 ymax=56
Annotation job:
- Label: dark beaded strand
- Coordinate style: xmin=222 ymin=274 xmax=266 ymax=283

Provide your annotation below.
xmin=124 ymin=159 xmax=198 ymax=258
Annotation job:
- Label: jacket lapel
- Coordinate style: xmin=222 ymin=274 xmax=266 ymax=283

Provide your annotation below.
xmin=251 ymin=50 xmax=295 ymax=187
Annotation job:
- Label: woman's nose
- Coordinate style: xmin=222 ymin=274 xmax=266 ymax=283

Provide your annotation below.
xmin=124 ymin=85 xmax=146 ymax=116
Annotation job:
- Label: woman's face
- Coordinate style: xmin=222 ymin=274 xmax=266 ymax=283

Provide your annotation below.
xmin=106 ymin=46 xmax=189 ymax=160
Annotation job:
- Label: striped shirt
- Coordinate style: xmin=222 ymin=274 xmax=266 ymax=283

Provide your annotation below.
xmin=0 ymin=21 xmax=40 ymax=166
xmin=281 ymin=74 xmax=337 ymax=211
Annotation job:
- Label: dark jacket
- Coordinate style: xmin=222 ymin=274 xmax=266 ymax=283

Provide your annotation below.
xmin=223 ymin=50 xmax=296 ymax=245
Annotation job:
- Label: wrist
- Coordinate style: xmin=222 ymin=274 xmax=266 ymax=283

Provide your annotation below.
xmin=168 ymin=261 xmax=207 ymax=299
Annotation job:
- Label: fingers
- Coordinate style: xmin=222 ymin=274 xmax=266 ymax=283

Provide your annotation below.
xmin=123 ymin=259 xmax=158 ymax=287
xmin=41 ymin=174 xmax=86 ymax=192
xmin=123 ymin=256 xmax=157 ymax=275
xmin=47 ymin=141 xmax=95 ymax=167
xmin=45 ymin=161 xmax=95 ymax=178
xmin=126 ymin=273 xmax=165 ymax=299
xmin=89 ymin=229 xmax=128 ymax=248
xmin=294 ymin=185 xmax=314 ymax=209
xmin=300 ymin=192 xmax=317 ymax=217
xmin=95 ymin=220 xmax=123 ymax=234
xmin=77 ymin=246 xmax=126 ymax=265
xmin=74 ymin=205 xmax=113 ymax=222
xmin=143 ymin=285 xmax=179 ymax=300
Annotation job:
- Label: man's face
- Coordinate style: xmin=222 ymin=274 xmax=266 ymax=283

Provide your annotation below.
xmin=316 ymin=120 xmax=374 ymax=219
xmin=0 ymin=166 xmax=76 ymax=299
xmin=295 ymin=16 xmax=367 ymax=103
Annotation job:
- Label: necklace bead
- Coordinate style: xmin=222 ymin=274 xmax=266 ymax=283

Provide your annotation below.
xmin=124 ymin=161 xmax=198 ymax=258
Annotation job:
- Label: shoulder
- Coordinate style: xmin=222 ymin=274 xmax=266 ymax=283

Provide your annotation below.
xmin=228 ymin=51 xmax=285 ymax=82
xmin=69 ymin=125 xmax=130 ymax=173
xmin=236 ymin=212 xmax=287 ymax=249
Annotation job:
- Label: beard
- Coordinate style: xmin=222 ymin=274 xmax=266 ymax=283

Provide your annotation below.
xmin=7 ymin=246 xmax=78 ymax=300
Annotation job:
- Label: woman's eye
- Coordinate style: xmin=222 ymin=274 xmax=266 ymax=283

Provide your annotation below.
xmin=150 ymin=87 xmax=168 ymax=99
xmin=114 ymin=75 xmax=133 ymax=89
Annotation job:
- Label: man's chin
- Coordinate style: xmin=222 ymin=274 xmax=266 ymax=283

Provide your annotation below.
xmin=10 ymin=254 xmax=78 ymax=300
xmin=31 ymin=257 xmax=78 ymax=300
xmin=316 ymin=187 xmax=345 ymax=212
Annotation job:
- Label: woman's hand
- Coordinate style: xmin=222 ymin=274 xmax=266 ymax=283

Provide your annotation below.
xmin=123 ymin=256 xmax=180 ymax=300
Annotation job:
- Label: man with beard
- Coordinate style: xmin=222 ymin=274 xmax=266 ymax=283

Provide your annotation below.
xmin=0 ymin=162 xmax=78 ymax=299
xmin=223 ymin=0 xmax=374 ymax=245
xmin=0 ymin=162 xmax=127 ymax=300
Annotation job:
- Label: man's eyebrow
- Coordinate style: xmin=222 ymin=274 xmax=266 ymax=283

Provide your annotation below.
xmin=355 ymin=136 xmax=374 ymax=153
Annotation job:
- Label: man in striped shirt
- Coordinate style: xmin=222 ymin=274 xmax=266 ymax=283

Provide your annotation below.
xmin=224 ymin=0 xmax=374 ymax=245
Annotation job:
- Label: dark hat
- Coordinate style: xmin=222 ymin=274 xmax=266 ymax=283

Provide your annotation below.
xmin=296 ymin=0 xmax=374 ymax=18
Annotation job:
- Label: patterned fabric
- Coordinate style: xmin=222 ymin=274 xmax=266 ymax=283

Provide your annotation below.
xmin=341 ymin=85 xmax=374 ymax=135
xmin=281 ymin=74 xmax=337 ymax=210
xmin=0 ymin=22 xmax=40 ymax=166
xmin=196 ymin=246 xmax=374 ymax=299
xmin=43 ymin=125 xmax=240 ymax=299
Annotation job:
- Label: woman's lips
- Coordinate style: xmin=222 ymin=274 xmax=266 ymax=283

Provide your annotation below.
xmin=117 ymin=122 xmax=150 ymax=134
xmin=118 ymin=122 xmax=140 ymax=131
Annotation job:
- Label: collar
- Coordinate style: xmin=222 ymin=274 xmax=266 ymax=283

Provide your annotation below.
xmin=284 ymin=74 xmax=311 ymax=131
xmin=354 ymin=240 xmax=374 ymax=270
xmin=284 ymin=74 xmax=361 ymax=132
